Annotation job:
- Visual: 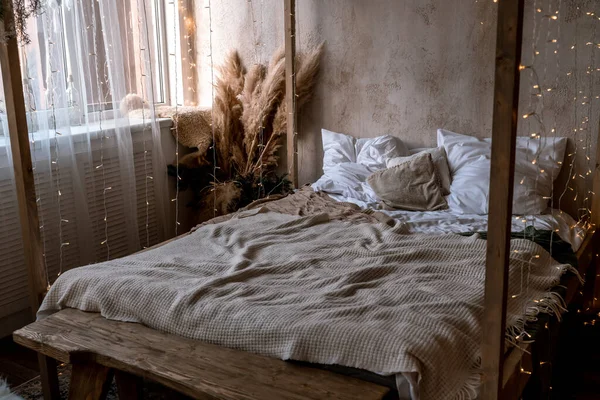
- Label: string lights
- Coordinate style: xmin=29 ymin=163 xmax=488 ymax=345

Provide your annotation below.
xmin=89 ymin=0 xmax=111 ymax=259
xmin=248 ymin=0 xmax=265 ymax=198
xmin=171 ymin=0 xmax=181 ymax=233
xmin=136 ymin=0 xmax=152 ymax=249
xmin=44 ymin=6 xmax=69 ymax=276
xmin=293 ymin=0 xmax=301 ymax=192
xmin=20 ymin=48 xmax=51 ymax=290
xmin=180 ymin=1 xmax=197 ymax=105
xmin=583 ymin=6 xmax=596 ymax=225
xmin=512 ymin=0 xmax=600 ymax=384
xmin=207 ymin=0 xmax=217 ymax=218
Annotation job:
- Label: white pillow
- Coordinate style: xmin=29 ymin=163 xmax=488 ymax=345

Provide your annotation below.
xmin=322 ymin=129 xmax=356 ymax=170
xmin=356 ymin=135 xmax=409 ymax=170
xmin=438 ymin=129 xmax=567 ymax=215
xmin=313 ymin=129 xmax=410 ymax=205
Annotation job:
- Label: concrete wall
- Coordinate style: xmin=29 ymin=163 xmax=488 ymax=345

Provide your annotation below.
xmin=194 ymin=0 xmax=600 ymax=217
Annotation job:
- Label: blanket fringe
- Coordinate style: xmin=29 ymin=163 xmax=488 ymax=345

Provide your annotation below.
xmin=454 ymin=367 xmax=482 ymax=400
xmin=505 ymin=263 xmax=582 ymax=349
xmin=463 ymin=264 xmax=582 ymax=400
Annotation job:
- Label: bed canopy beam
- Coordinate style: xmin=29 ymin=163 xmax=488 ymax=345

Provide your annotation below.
xmin=284 ymin=0 xmax=298 ymax=188
xmin=481 ymin=0 xmax=526 ymax=399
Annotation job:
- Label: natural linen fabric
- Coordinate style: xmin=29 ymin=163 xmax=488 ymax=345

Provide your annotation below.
xmin=387 ymin=147 xmax=453 ymax=195
xmin=368 ymin=153 xmax=448 ymax=211
xmin=38 ymin=211 xmax=572 ymax=400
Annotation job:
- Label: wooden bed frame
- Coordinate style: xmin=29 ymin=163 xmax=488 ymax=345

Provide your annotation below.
xmin=2 ymin=0 xmax=600 ymax=399
xmin=13 ymin=308 xmax=390 ymax=400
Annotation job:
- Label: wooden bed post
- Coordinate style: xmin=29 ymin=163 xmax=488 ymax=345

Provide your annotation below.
xmin=284 ymin=0 xmax=298 ymax=188
xmin=0 ymin=0 xmax=47 ymax=314
xmin=481 ymin=1 xmax=526 ymax=399
xmin=0 ymin=1 xmax=60 ymax=398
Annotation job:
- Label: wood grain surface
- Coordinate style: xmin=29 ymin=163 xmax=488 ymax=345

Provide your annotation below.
xmin=14 ymin=309 xmax=389 ymax=400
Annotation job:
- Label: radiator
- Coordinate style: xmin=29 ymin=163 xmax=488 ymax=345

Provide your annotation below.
xmin=0 ymin=118 xmax=176 ymax=335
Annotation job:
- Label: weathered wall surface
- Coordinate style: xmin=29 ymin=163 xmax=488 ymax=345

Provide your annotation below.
xmin=195 ymin=0 xmax=600 ymax=217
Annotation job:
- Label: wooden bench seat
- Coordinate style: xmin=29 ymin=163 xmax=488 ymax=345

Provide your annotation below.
xmin=13 ymin=309 xmax=389 ymax=400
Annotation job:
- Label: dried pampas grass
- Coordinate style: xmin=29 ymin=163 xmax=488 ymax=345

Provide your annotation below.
xmin=172 ymin=43 xmax=323 ymax=222
xmin=214 ymin=51 xmax=246 ymax=174
xmin=257 ymin=43 xmax=324 ymax=174
xmin=211 ymin=181 xmax=242 ymax=215
xmin=241 ymin=52 xmax=287 ymax=174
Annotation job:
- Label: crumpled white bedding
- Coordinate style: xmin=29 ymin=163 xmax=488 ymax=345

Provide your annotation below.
xmin=327 ymin=194 xmax=585 ymax=252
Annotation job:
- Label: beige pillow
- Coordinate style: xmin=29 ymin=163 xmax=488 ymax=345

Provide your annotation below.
xmin=387 ymin=147 xmax=452 ymax=195
xmin=368 ymin=153 xmax=448 ymax=211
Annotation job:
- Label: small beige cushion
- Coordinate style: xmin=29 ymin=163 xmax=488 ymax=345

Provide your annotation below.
xmin=387 ymin=147 xmax=452 ymax=195
xmin=368 ymin=153 xmax=448 ymax=211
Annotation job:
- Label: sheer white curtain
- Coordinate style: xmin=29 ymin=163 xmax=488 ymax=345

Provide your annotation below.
xmin=14 ymin=0 xmax=169 ymax=287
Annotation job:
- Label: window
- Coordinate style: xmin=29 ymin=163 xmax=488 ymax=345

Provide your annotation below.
xmin=18 ymin=0 xmax=195 ymax=125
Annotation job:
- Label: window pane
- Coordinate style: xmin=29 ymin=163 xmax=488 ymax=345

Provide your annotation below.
xmin=149 ymin=0 xmax=166 ymax=104
xmin=165 ymin=0 xmax=183 ymax=106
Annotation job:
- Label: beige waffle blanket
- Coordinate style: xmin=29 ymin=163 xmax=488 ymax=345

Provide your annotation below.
xmin=39 ymin=211 xmax=573 ymax=400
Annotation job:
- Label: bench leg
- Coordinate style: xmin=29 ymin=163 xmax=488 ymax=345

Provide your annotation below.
xmin=38 ymin=354 xmax=60 ymax=400
xmin=68 ymin=361 xmax=113 ymax=400
xmin=115 ymin=371 xmax=143 ymax=400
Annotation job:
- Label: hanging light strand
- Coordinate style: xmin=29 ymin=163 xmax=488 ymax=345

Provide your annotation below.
xmin=293 ymin=0 xmax=300 ymax=176
xmin=172 ymin=0 xmax=181 ymax=233
xmin=248 ymin=0 xmax=263 ymax=198
xmin=21 ymin=48 xmax=51 ymax=289
xmin=181 ymin=1 xmax=197 ymax=102
xmin=583 ymin=4 xmax=597 ymax=224
xmin=557 ymin=13 xmax=579 ymax=218
xmin=207 ymin=0 xmax=217 ymax=217
xmin=548 ymin=0 xmax=563 ymax=250
xmin=140 ymin=0 xmax=161 ymax=246
xmin=90 ymin=0 xmax=111 ymax=259
xmin=136 ymin=0 xmax=151 ymax=248
xmin=44 ymin=5 xmax=67 ymax=277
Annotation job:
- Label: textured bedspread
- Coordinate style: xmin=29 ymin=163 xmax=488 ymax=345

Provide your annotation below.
xmin=39 ymin=210 xmax=573 ymax=400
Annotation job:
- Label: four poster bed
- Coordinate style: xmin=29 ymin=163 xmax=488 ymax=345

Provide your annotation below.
xmin=2 ymin=1 xmax=599 ymax=400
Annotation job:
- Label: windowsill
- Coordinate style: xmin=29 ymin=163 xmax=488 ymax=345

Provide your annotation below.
xmin=0 ymin=117 xmax=174 ymax=150
xmin=64 ymin=117 xmax=174 ymax=136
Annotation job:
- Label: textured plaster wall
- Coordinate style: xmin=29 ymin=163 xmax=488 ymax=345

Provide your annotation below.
xmin=195 ymin=0 xmax=600 ymax=217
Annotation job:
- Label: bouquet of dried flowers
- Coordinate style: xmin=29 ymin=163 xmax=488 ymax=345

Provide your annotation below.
xmin=170 ymin=44 xmax=323 ymax=222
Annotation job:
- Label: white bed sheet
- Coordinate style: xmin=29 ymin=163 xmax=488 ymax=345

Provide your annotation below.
xmin=327 ymin=194 xmax=585 ymax=252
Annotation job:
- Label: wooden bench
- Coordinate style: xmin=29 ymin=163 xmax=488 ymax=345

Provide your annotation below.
xmin=13 ymin=309 xmax=390 ymax=400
